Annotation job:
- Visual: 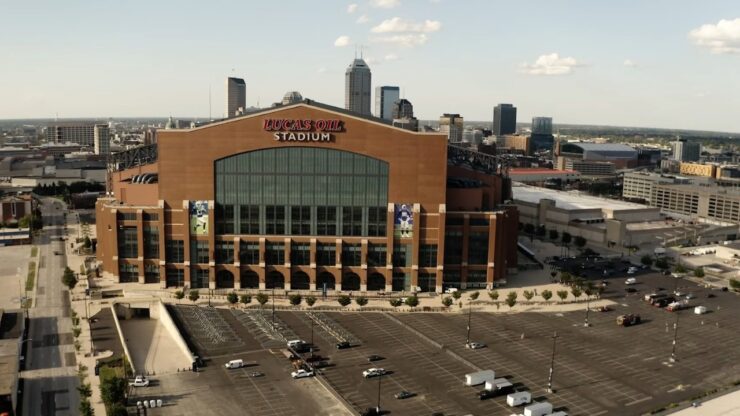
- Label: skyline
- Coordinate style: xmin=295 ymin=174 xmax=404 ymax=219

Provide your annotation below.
xmin=1 ymin=1 xmax=740 ymax=132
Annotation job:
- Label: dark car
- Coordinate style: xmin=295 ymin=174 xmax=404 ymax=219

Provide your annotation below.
xmin=662 ymin=270 xmax=671 ymax=275
xmin=653 ymin=297 xmax=676 ymax=307
xmin=394 ymin=391 xmax=414 ymax=399
xmin=625 ymin=287 xmax=638 ymax=293
xmin=336 ymin=341 xmax=351 ymax=349
xmin=367 ymin=355 xmax=383 ymax=362
xmin=478 ymin=384 xmax=515 ymax=400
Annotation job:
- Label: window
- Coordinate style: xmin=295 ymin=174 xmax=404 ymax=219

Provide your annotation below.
xmin=367 ymin=244 xmax=386 ymax=267
xmin=143 ymin=227 xmax=159 ymax=259
xmin=291 ymin=206 xmax=312 ymax=235
xmin=419 ymin=244 xmax=437 ymax=267
xmin=118 ymin=212 xmax=136 ymax=221
xmin=191 ymin=240 xmax=210 ymax=264
xmin=469 ymin=217 xmax=489 ymax=226
xmin=215 ymin=241 xmax=234 ymax=264
xmin=342 ymin=206 xmax=363 ymax=236
xmin=240 ymin=242 xmax=260 ymax=264
xmin=467 ymin=270 xmax=487 ymax=288
xmin=392 ymin=271 xmax=409 ymax=291
xmin=317 ymin=206 xmax=337 ymax=235
xmin=119 ymin=263 xmax=138 ymax=283
xmin=265 ymin=206 xmax=285 ymax=235
xmin=316 ymin=243 xmax=336 ymax=266
xmin=446 ymin=217 xmax=464 ymax=226
xmin=192 ymin=269 xmax=209 ymax=289
xmin=143 ymin=212 xmax=159 ymax=222
xmin=342 ymin=244 xmax=362 ymax=266
xmin=468 ymin=232 xmax=489 ymax=265
xmin=368 ymin=207 xmax=387 ymax=237
xmin=216 ymin=204 xmax=235 ymax=234
xmin=444 ymin=231 xmax=463 ymax=264
xmin=166 ymin=240 xmax=184 ymax=263
xmin=392 ymin=244 xmax=411 ymax=267
xmin=117 ymin=226 xmax=138 ymax=259
xmin=239 ymin=205 xmax=260 ymax=234
xmin=144 ymin=263 xmax=159 ymax=284
xmin=265 ymin=243 xmax=285 ymax=265
xmin=291 ymin=243 xmax=311 ymax=265
xmin=165 ymin=268 xmax=184 ymax=287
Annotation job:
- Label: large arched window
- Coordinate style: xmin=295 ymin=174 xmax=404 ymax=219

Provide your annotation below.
xmin=215 ymin=147 xmax=389 ymax=237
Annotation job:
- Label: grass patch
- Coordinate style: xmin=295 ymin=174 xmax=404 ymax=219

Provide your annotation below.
xmin=31 ymin=246 xmax=38 ymax=257
xmin=26 ymin=261 xmax=36 ymax=292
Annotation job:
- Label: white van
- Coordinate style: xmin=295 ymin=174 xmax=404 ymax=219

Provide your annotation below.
xmin=287 ymin=339 xmax=305 ymax=348
xmin=507 ymin=391 xmax=532 ymax=407
xmin=225 ymin=359 xmax=244 ymax=369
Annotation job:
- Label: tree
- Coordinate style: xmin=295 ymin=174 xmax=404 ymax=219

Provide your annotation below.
xmin=524 ymin=223 xmax=535 ymax=236
xmin=541 ymin=289 xmax=553 ymax=302
xmin=730 ymin=278 xmax=740 ymax=292
xmin=640 ymin=255 xmax=654 ymax=267
xmin=574 ymin=236 xmax=587 ymax=249
xmin=174 ymin=290 xmax=185 ymax=303
xmin=694 ymin=267 xmax=705 ymax=278
xmin=442 ymin=297 xmax=453 ymax=308
xmin=188 ymin=290 xmax=200 ymax=303
xmin=561 ymin=232 xmax=572 ymax=246
xmin=289 ymin=294 xmax=302 ymax=306
xmin=83 ymin=236 xmax=92 ymax=249
xmin=405 ymin=296 xmax=419 ymax=308
xmin=227 ymin=292 xmax=238 ymax=305
xmin=256 ymin=293 xmax=269 ymax=307
xmin=452 ymin=291 xmax=461 ymax=300
xmin=100 ymin=376 xmax=127 ymax=411
xmin=79 ymin=400 xmax=94 ymax=416
xmin=549 ymin=229 xmax=559 ymax=241
xmin=108 ymin=404 xmax=128 ymax=416
xmin=355 ymin=296 xmax=368 ymax=308
xmin=469 ymin=291 xmax=479 ymax=301
xmin=18 ymin=214 xmax=32 ymax=229
xmin=62 ymin=267 xmax=77 ymax=290
xmin=389 ymin=298 xmax=403 ymax=308
xmin=305 ymin=296 xmax=317 ymax=307
xmin=557 ymin=290 xmax=568 ymax=302
xmin=655 ymin=257 xmax=670 ymax=270
xmin=337 ymin=295 xmax=352 ymax=307
xmin=571 ymin=287 xmax=582 ymax=300
xmin=505 ymin=292 xmax=517 ymax=309
xmin=536 ymin=225 xmax=546 ymax=237
xmin=240 ymin=294 xmax=252 ymax=307
xmin=522 ymin=290 xmax=534 ymax=301
xmin=488 ymin=290 xmax=499 ymax=301
xmin=77 ymin=383 xmax=92 ymax=398
xmin=674 ymin=263 xmax=687 ymax=273
xmin=560 ymin=272 xmax=572 ymax=286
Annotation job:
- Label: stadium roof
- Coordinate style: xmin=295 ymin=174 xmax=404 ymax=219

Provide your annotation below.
xmin=565 ymin=142 xmax=637 ymax=152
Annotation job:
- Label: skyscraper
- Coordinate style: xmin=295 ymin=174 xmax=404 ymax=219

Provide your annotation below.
xmin=493 ymin=104 xmax=517 ymax=136
xmin=93 ymin=124 xmax=111 ymax=155
xmin=672 ymin=138 xmax=701 ymax=162
xmin=375 ymin=86 xmax=399 ymax=120
xmin=439 ymin=113 xmax=464 ymax=143
xmin=226 ymin=77 xmax=246 ymax=118
xmin=529 ymin=116 xmax=554 ymax=155
xmin=345 ymin=58 xmax=372 ymax=116
xmin=391 ymin=99 xmax=418 ymax=131
xmin=531 ymin=117 xmax=552 ymax=135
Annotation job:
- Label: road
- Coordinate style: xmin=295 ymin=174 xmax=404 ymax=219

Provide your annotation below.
xmin=21 ymin=198 xmax=80 ymax=416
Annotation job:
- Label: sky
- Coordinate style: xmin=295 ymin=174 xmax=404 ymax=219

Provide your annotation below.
xmin=1 ymin=0 xmax=739 ymax=132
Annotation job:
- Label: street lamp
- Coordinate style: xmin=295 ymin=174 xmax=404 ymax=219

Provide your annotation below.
xmin=376 ymin=372 xmax=382 ymax=414
xmin=465 ymin=303 xmax=472 ymax=346
xmin=546 ymin=331 xmax=558 ymax=393
xmin=584 ymin=294 xmax=591 ymax=327
xmin=271 ymin=286 xmax=275 ymax=329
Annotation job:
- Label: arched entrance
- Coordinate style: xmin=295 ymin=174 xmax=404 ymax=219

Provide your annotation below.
xmin=291 ymin=271 xmax=310 ymax=290
xmin=316 ymin=272 xmax=336 ymax=291
xmin=367 ymin=273 xmax=386 ymax=291
xmin=266 ymin=271 xmax=285 ymax=289
xmin=342 ymin=272 xmax=360 ymax=291
xmin=216 ymin=270 xmax=235 ymax=289
xmin=241 ymin=270 xmax=259 ymax=289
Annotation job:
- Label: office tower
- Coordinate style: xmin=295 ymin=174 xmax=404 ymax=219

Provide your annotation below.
xmin=493 ymin=104 xmax=517 ymax=136
xmin=392 ymin=99 xmax=414 ymax=119
xmin=226 ymin=77 xmax=246 ymax=118
xmin=282 ymin=91 xmax=303 ymax=105
xmin=531 ymin=117 xmax=553 ymax=135
xmin=93 ymin=124 xmax=111 ymax=155
xmin=46 ymin=123 xmax=96 ymax=147
xmin=345 ymin=58 xmax=372 ymax=115
xmin=439 ymin=113 xmax=464 ymax=143
xmin=375 ymin=86 xmax=400 ymax=120
xmin=529 ymin=117 xmax=554 ymax=155
xmin=671 ymin=138 xmax=701 ymax=162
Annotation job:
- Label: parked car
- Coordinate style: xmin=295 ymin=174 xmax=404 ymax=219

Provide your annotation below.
xmin=625 ymin=277 xmax=637 ymax=285
xmin=367 ymin=355 xmax=383 ymax=362
xmin=625 ymin=287 xmax=638 ymax=293
xmin=685 ymin=293 xmax=696 ymax=300
xmin=466 ymin=342 xmax=486 ymax=350
xmin=291 ymin=369 xmax=314 ymax=379
xmin=616 ymin=314 xmax=641 ymax=327
xmin=336 ymin=341 xmax=351 ymax=349
xmin=129 ymin=375 xmax=149 ymax=387
xmin=225 ymin=359 xmax=244 ymax=369
xmin=249 ymin=371 xmax=264 ymax=377
xmin=444 ymin=287 xmax=459 ymax=294
xmin=362 ymin=368 xmax=386 ymax=378
xmin=394 ymin=391 xmax=414 ymax=399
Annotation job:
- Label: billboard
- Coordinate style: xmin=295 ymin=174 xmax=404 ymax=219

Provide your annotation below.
xmin=189 ymin=200 xmax=209 ymax=235
xmin=393 ymin=203 xmax=414 ymax=238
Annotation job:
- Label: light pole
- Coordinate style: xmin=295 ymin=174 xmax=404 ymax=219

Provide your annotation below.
xmin=547 ymin=331 xmax=558 ymax=393
xmin=465 ymin=304 xmax=472 ymax=346
xmin=376 ymin=372 xmax=382 ymax=414
xmin=584 ymin=294 xmax=591 ymax=327
xmin=310 ymin=317 xmax=315 ymax=359
xmin=271 ymin=286 xmax=275 ymax=329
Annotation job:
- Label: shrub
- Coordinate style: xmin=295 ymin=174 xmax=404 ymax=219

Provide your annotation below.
xmin=694 ymin=267 xmax=705 ymax=278
xmin=560 ymin=272 xmax=572 ymax=285
xmin=488 ymin=290 xmax=499 ymax=301
xmin=571 ymin=287 xmax=582 ymax=299
xmin=675 ymin=263 xmax=687 ymax=273
xmin=62 ymin=267 xmax=77 ymax=290
xmin=405 ymin=296 xmax=419 ymax=308
xmin=729 ymin=278 xmax=740 ymax=291
xmin=442 ymin=297 xmax=453 ymax=308
xmin=541 ymin=289 xmax=553 ymax=302
xmin=174 ymin=290 xmax=185 ymax=302
xmin=561 ymin=232 xmax=572 ymax=245
xmin=240 ymin=294 xmax=252 ymax=306
xmin=452 ymin=291 xmax=461 ymax=300
xmin=226 ymin=292 xmax=238 ymax=305
xmin=79 ymin=399 xmax=94 ymax=416
xmin=73 ymin=327 xmax=82 ymax=338
xmin=655 ymin=257 xmax=669 ymax=270
xmin=256 ymin=293 xmax=269 ymax=306
xmin=549 ymin=229 xmax=559 ymax=240
xmin=522 ymin=290 xmax=534 ymax=301
xmin=574 ymin=236 xmax=587 ymax=248
xmin=188 ymin=290 xmax=200 ymax=303
xmin=505 ymin=292 xmax=517 ymax=309
xmin=100 ymin=376 xmax=127 ymax=413
xmin=641 ymin=255 xmax=654 ymax=267
xmin=557 ymin=290 xmax=568 ymax=301
xmin=355 ymin=296 xmax=368 ymax=307
xmin=289 ymin=294 xmax=302 ymax=306
xmin=77 ymin=383 xmax=92 ymax=398
xmin=469 ymin=291 xmax=479 ymax=301
xmin=389 ymin=298 xmax=403 ymax=308
xmin=337 ymin=295 xmax=351 ymax=307
xmin=305 ymin=296 xmax=317 ymax=307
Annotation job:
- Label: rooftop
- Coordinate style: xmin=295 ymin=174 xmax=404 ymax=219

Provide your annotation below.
xmin=568 ymin=142 xmax=637 ymax=152
xmin=512 ymin=184 xmax=650 ymax=211
xmin=509 ymin=168 xmax=579 ymax=175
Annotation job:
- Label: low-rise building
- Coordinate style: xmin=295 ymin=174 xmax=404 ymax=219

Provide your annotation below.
xmin=679 ymin=162 xmax=716 ymax=178
xmin=508 ymin=168 xmax=579 ymax=184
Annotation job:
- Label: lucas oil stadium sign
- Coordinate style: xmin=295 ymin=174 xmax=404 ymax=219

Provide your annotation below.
xmin=263 ymin=119 xmax=343 ymax=142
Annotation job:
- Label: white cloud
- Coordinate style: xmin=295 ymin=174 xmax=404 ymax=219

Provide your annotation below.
xmin=334 ymin=35 xmax=351 ymax=47
xmin=623 ymin=59 xmax=637 ymax=67
xmin=347 ymin=3 xmax=358 ymax=13
xmin=371 ymin=17 xmax=441 ymax=33
xmin=689 ymin=18 xmax=740 ymax=54
xmin=384 ymin=53 xmax=399 ymax=61
xmin=370 ymin=0 xmax=400 ymax=8
xmin=317 ymin=67 xmax=327 ymax=73
xmin=372 ymin=34 xmax=428 ymax=47
xmin=520 ymin=53 xmax=581 ymax=75
xmin=356 ymin=14 xmax=369 ymax=24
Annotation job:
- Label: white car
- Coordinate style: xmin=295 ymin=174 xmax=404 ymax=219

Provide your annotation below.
xmin=627 ymin=268 xmax=637 ymax=275
xmin=363 ymin=368 xmax=386 ymax=378
xmin=466 ymin=342 xmax=486 ymax=349
xmin=129 ymin=376 xmax=149 ymax=387
xmin=291 ymin=369 xmax=314 ymax=379
xmin=625 ymin=277 xmax=637 ymax=285
xmin=444 ymin=287 xmax=459 ymax=294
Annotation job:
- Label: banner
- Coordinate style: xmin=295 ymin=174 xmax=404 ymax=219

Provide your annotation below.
xmin=393 ymin=203 xmax=414 ymax=238
xmin=189 ymin=201 xmax=209 ymax=235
